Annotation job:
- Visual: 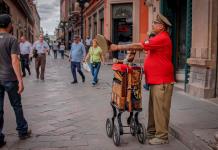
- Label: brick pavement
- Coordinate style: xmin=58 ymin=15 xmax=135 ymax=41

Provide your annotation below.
xmin=1 ymin=55 xmax=189 ymax=150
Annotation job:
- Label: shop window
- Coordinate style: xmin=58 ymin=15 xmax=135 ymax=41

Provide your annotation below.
xmin=88 ymin=17 xmax=91 ymax=37
xmin=99 ymin=9 xmax=104 ymax=35
xmin=93 ymin=13 xmax=97 ymax=37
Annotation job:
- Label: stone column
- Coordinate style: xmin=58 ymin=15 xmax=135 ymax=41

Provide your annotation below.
xmin=132 ymin=0 xmax=140 ymax=43
xmin=187 ymin=0 xmax=218 ymax=98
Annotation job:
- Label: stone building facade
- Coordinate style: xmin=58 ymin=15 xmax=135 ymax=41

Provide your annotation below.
xmin=83 ymin=0 xmax=104 ymax=39
xmin=187 ymin=0 xmax=217 ymax=98
xmin=30 ymin=1 xmax=41 ymax=41
xmin=0 ymin=0 xmax=40 ymax=43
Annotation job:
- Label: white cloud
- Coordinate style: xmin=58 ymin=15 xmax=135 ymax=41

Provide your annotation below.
xmin=37 ymin=0 xmax=60 ymax=35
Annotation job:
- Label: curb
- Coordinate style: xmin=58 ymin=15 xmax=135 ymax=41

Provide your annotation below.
xmin=169 ymin=124 xmax=213 ymax=150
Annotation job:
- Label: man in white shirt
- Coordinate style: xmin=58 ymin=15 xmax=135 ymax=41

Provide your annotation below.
xmin=85 ymin=36 xmax=92 ymax=54
xmin=59 ymin=43 xmax=65 ymax=59
xmin=32 ymin=34 xmax=49 ymax=80
xmin=19 ymin=36 xmax=32 ymax=77
xmin=52 ymin=41 xmax=59 ymax=59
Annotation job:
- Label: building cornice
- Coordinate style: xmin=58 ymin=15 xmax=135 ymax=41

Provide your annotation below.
xmin=17 ymin=0 xmax=34 ymax=24
xmin=34 ymin=5 xmax=40 ymax=20
xmin=83 ymin=0 xmax=104 ymax=17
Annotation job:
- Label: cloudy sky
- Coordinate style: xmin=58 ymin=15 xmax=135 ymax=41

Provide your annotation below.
xmin=37 ymin=0 xmax=60 ymax=35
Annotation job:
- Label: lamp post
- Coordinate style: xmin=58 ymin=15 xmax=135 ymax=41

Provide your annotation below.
xmin=75 ymin=0 xmax=89 ymax=40
xmin=44 ymin=33 xmax=50 ymax=54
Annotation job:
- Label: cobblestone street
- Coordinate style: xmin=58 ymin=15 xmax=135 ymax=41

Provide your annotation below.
xmin=1 ymin=55 xmax=189 ymax=150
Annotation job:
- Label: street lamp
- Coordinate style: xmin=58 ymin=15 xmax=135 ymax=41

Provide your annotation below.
xmin=75 ymin=0 xmax=89 ymax=40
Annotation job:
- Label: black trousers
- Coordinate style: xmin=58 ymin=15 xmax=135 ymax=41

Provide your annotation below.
xmin=53 ymin=50 xmax=57 ymax=59
xmin=20 ymin=54 xmax=31 ymax=76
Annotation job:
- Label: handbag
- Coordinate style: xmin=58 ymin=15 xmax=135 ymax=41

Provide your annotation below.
xmin=92 ymin=62 xmax=98 ymax=68
xmin=90 ymin=47 xmax=99 ymax=68
xmin=33 ymin=49 xmax=38 ymax=58
xmin=82 ymin=62 xmax=91 ymax=72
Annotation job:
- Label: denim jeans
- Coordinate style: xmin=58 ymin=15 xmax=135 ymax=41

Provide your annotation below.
xmin=60 ymin=51 xmax=64 ymax=59
xmin=90 ymin=62 xmax=101 ymax=84
xmin=0 ymin=81 xmax=28 ymax=141
xmin=71 ymin=62 xmax=85 ymax=82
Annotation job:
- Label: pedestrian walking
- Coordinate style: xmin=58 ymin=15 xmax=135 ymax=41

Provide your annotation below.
xmin=19 ymin=36 xmax=31 ymax=77
xmin=69 ymin=35 xmax=86 ymax=84
xmin=85 ymin=38 xmax=104 ymax=86
xmin=109 ymin=13 xmax=174 ymax=145
xmin=0 ymin=14 xmax=31 ymax=148
xmin=59 ymin=43 xmax=65 ymax=59
xmin=32 ymin=34 xmax=50 ymax=81
xmin=85 ymin=36 xmax=92 ymax=54
xmin=48 ymin=43 xmax=52 ymax=55
xmin=52 ymin=41 xmax=58 ymax=59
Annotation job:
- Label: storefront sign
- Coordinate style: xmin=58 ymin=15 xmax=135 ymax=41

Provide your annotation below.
xmin=112 ymin=4 xmax=132 ymax=19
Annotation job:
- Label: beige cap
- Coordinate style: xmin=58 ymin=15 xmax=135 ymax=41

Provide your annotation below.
xmin=154 ymin=13 xmax=172 ymax=27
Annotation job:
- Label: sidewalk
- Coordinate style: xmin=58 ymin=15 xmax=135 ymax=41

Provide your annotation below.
xmin=167 ymin=90 xmax=218 ymax=150
xmin=141 ymin=78 xmax=218 ymax=150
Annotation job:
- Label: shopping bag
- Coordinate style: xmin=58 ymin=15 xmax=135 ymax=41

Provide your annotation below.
xmin=83 ymin=62 xmax=91 ymax=72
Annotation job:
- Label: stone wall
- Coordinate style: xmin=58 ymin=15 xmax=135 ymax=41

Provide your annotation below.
xmin=188 ymin=67 xmax=216 ymax=98
xmin=187 ymin=0 xmax=218 ymax=98
xmin=5 ymin=0 xmax=27 ymax=38
xmin=4 ymin=0 xmax=35 ymax=42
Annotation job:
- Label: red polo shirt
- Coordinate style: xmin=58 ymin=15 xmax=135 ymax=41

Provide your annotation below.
xmin=142 ymin=31 xmax=175 ymax=84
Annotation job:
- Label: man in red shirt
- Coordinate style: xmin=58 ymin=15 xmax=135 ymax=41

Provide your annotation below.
xmin=109 ymin=13 xmax=174 ymax=145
